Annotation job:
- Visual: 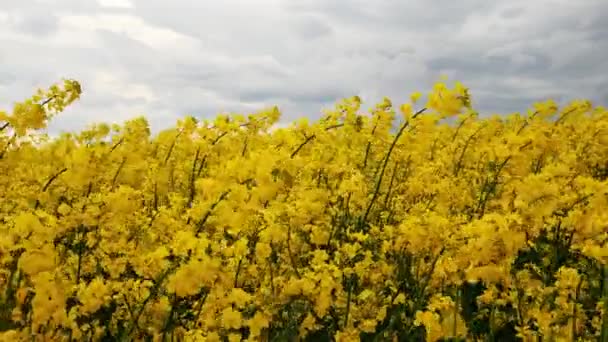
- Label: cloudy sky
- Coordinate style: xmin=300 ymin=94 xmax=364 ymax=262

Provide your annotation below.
xmin=1 ymin=0 xmax=607 ymax=135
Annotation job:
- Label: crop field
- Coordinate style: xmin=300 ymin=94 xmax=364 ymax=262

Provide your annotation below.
xmin=0 ymin=79 xmax=607 ymax=341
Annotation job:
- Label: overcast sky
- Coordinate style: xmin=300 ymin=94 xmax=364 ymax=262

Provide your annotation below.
xmin=1 ymin=0 xmax=607 ymax=135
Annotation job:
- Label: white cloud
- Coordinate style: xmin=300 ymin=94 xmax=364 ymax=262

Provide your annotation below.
xmin=97 ymin=0 xmax=134 ymax=9
xmin=92 ymin=71 xmax=156 ymax=102
xmin=59 ymin=14 xmax=200 ymax=52
xmin=0 ymin=0 xmax=606 ymax=135
xmin=0 ymin=11 xmax=9 ymax=22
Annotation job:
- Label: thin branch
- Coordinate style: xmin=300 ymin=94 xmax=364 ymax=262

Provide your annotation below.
xmin=343 ymin=276 xmax=354 ymax=328
xmin=42 ymin=168 xmax=68 ymax=192
xmin=195 ymin=190 xmax=231 ymax=235
xmin=453 ymin=124 xmax=486 ymax=176
xmin=109 ymin=138 xmax=124 ymax=153
xmin=187 ymin=148 xmax=201 ymax=209
xmin=111 ymin=157 xmax=127 ymax=189
xmin=163 ymin=130 xmax=183 ymax=165
xmin=362 ymin=108 xmax=426 ymax=223
xmin=286 ymin=224 xmax=302 ymax=278
xmin=40 ymin=95 xmax=56 ymax=107
xmin=554 ymin=107 xmax=578 ymax=126
xmin=516 ymin=110 xmax=538 ymax=135
xmin=290 ymin=123 xmax=344 ymax=158
xmin=290 ymin=134 xmax=316 ymax=158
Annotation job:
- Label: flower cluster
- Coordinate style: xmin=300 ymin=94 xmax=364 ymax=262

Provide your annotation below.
xmin=1 ymin=78 xmax=607 ymax=341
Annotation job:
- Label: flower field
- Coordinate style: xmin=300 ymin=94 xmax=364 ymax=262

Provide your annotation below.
xmin=0 ymin=79 xmax=607 ymax=341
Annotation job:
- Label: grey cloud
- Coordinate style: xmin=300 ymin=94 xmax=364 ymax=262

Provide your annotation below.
xmin=586 ymin=14 xmax=608 ymax=41
xmin=0 ymin=72 xmax=15 ymax=85
xmin=236 ymin=88 xmax=284 ymax=103
xmin=11 ymin=11 xmax=59 ymax=36
xmin=601 ymin=93 xmax=608 ymax=107
xmin=1 ymin=0 xmax=99 ymax=13
xmin=289 ymin=14 xmax=333 ymax=40
xmin=93 ymin=29 xmax=169 ymax=77
xmin=96 ymin=29 xmax=156 ymax=57
xmin=474 ymin=93 xmax=563 ymax=115
xmin=77 ymin=90 xmax=151 ymax=108
xmin=426 ymin=52 xmax=554 ymax=79
xmin=500 ymin=6 xmax=525 ymax=19
xmin=1 ymin=0 xmax=607 ymax=135
xmin=274 ymin=81 xmax=357 ymax=104
xmin=284 ymin=0 xmax=495 ymax=32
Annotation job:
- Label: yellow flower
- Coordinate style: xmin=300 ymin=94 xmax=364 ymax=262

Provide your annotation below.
xmin=78 ymin=277 xmax=111 ymax=314
xmin=359 ymin=319 xmax=377 ymax=333
xmin=18 ymin=244 xmax=56 ymax=277
xmin=227 ymin=333 xmax=241 ymax=342
xmin=314 ymin=292 xmax=332 ymax=317
xmin=410 ymin=91 xmax=422 ymax=103
xmin=2 ymin=77 xmax=608 ymax=342
xmin=15 ymin=287 xmax=29 ymax=306
xmin=248 ymin=311 xmax=270 ymax=338
xmin=221 ymin=307 xmax=242 ymax=330
xmin=229 ymin=288 xmax=252 ymax=308
xmin=334 ymin=328 xmax=360 ymax=342
xmin=167 ymin=266 xmax=199 ymax=298
xmin=205 ymin=332 xmax=222 ymax=342
xmin=400 ymin=103 xmax=413 ymax=120
xmin=310 ymin=226 xmax=330 ymax=246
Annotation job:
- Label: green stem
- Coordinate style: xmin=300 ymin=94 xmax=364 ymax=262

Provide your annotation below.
xmin=489 ymin=304 xmax=496 ymax=341
xmin=453 ymin=288 xmax=460 ymax=337
xmin=601 ymin=264 xmax=608 ymax=342
xmin=363 ymin=108 xmax=426 ymax=223
xmin=571 ymin=276 xmax=583 ymax=341
xmin=286 ymin=224 xmax=301 ymax=279
xmin=344 ymin=277 xmax=353 ymax=329
xmin=161 ymin=295 xmax=177 ymax=342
